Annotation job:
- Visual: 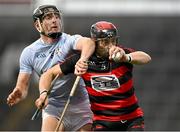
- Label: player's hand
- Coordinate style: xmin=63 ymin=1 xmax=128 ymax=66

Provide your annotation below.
xmin=74 ymin=59 xmax=88 ymax=76
xmin=7 ymin=88 xmax=23 ymax=106
xmin=35 ymin=92 xmax=48 ymax=109
xmin=109 ymin=46 xmax=125 ymax=61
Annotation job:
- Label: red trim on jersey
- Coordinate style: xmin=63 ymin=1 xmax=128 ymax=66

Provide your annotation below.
xmin=90 ymin=94 xmax=137 ymax=110
xmin=82 ymin=65 xmax=130 ymax=81
xmin=86 ymin=79 xmax=133 ymax=97
xmin=111 ymin=65 xmax=131 ymax=78
xmin=82 ymin=72 xmax=111 ymax=81
xmin=93 ymin=107 xmax=143 ymax=121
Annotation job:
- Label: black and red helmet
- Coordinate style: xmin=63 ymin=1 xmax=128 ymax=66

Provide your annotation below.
xmin=90 ymin=21 xmax=118 ymax=39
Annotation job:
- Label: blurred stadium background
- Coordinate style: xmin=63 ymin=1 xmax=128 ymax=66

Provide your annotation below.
xmin=0 ymin=0 xmax=180 ymax=130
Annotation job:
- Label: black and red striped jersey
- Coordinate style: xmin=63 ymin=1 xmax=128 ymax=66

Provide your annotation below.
xmin=60 ymin=46 xmax=144 ymax=122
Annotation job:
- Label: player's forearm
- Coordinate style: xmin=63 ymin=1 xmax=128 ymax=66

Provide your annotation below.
xmin=129 ymin=51 xmax=151 ymax=65
xmin=80 ymin=40 xmax=95 ymax=60
xmin=39 ymin=65 xmax=62 ymax=94
xmin=39 ymin=71 xmax=54 ymax=94
xmin=77 ymin=37 xmax=95 ymax=61
xmin=15 ymin=73 xmax=30 ymax=99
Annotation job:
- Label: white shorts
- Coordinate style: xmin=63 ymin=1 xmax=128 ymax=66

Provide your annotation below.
xmin=42 ymin=100 xmax=93 ymax=131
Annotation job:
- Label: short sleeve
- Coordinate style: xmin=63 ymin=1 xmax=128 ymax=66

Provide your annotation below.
xmin=65 ymin=34 xmax=82 ymax=50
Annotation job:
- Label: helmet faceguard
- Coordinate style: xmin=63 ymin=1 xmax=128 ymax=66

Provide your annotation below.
xmin=90 ymin=21 xmax=118 ymax=59
xmin=33 ymin=5 xmax=63 ymax=39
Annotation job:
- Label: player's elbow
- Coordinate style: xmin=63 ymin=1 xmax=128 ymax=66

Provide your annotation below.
xmin=144 ymin=53 xmax=151 ymax=64
xmin=132 ymin=51 xmax=152 ymax=65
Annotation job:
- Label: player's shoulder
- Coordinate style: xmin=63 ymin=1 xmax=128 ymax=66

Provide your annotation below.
xmin=62 ymin=32 xmax=82 ymax=37
xmin=21 ymin=39 xmax=41 ymax=55
xmin=24 ymin=39 xmax=44 ymax=51
xmin=60 ymin=33 xmax=82 ymax=41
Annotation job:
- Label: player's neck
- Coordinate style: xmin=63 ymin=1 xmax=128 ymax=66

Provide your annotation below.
xmin=40 ymin=35 xmax=59 ymax=44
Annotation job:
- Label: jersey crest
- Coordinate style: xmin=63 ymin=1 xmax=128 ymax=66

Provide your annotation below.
xmin=90 ymin=74 xmax=120 ymax=91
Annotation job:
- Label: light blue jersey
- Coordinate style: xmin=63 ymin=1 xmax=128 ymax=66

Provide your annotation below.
xmin=19 ymin=33 xmax=89 ymax=107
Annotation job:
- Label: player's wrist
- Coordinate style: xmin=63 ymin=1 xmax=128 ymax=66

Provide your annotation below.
xmin=39 ymin=90 xmax=48 ymax=95
xmin=80 ymin=55 xmax=89 ymax=62
xmin=126 ymin=54 xmax=132 ymax=63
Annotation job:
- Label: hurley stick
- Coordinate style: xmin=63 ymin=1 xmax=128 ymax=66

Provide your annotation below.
xmin=55 ymin=76 xmax=81 ymax=131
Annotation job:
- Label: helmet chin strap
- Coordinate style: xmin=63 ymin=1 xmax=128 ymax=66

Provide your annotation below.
xmin=40 ymin=31 xmax=62 ymax=39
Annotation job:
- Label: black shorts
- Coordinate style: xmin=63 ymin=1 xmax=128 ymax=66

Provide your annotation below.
xmin=92 ymin=116 xmax=145 ymax=131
